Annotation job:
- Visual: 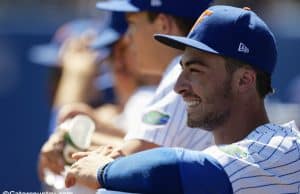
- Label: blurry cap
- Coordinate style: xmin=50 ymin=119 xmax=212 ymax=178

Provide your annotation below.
xmin=29 ymin=18 xmax=107 ymax=66
xmin=96 ymin=0 xmax=213 ymax=21
xmin=29 ymin=43 xmax=60 ymax=66
xmin=91 ymin=12 xmax=128 ymax=49
xmin=155 ymin=6 xmax=277 ymax=74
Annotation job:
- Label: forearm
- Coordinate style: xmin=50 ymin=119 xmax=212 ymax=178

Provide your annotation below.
xmin=95 ymin=121 xmax=126 ymax=139
xmin=97 ymin=148 xmax=233 ymax=194
xmin=98 ymin=148 xmax=183 ymax=194
xmin=91 ymin=131 xmax=124 ymax=147
xmin=120 ymin=139 xmax=159 ymax=156
xmin=93 ymin=105 xmax=126 ymax=138
xmin=54 ymin=71 xmax=95 ymax=107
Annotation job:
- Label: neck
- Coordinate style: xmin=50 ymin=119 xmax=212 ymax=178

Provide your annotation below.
xmin=213 ymin=99 xmax=269 ymax=145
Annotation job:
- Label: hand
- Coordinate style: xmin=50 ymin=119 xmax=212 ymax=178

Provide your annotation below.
xmin=59 ymin=33 xmax=99 ymax=75
xmin=65 ymin=151 xmax=114 ymax=189
xmin=57 ymin=103 xmax=95 ymax=125
xmin=72 ymin=145 xmax=125 ymax=161
xmin=38 ymin=130 xmax=66 ymax=179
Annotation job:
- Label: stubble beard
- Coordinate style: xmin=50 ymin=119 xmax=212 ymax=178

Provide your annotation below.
xmin=187 ymin=108 xmax=230 ymax=130
xmin=187 ymin=76 xmax=232 ymax=130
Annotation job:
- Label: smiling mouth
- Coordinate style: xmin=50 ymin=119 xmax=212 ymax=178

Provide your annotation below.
xmin=185 ymin=100 xmax=201 ymax=108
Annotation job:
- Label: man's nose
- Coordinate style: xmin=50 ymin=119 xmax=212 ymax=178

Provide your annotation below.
xmin=174 ymin=71 xmax=190 ymax=95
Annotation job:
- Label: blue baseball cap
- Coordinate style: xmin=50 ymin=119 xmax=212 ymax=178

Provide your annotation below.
xmin=96 ymin=0 xmax=213 ymax=21
xmin=154 ymin=5 xmax=278 ymax=74
xmin=29 ymin=18 xmax=107 ymax=66
xmin=91 ymin=12 xmax=128 ymax=49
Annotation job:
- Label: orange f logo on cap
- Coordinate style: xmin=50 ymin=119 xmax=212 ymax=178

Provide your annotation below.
xmin=190 ymin=9 xmax=213 ymax=32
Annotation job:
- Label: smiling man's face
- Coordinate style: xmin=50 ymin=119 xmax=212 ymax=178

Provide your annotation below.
xmin=175 ymin=47 xmax=234 ymax=130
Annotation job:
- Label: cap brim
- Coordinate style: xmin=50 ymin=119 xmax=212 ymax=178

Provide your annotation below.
xmin=29 ymin=44 xmax=60 ymax=66
xmin=96 ymin=0 xmax=139 ymax=12
xmin=154 ymin=34 xmax=219 ymax=55
xmin=91 ymin=28 xmax=121 ymax=49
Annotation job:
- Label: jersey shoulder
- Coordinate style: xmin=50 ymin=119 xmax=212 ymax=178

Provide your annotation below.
xmin=203 ymin=122 xmax=300 ymax=194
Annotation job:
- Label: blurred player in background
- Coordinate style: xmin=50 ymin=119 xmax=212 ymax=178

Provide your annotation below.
xmin=29 ymin=18 xmax=111 ymax=133
xmin=30 ymin=16 xmax=115 ymax=192
xmin=38 ymin=11 xmax=161 ymax=192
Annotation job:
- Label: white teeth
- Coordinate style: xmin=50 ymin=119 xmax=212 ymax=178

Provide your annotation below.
xmin=186 ymin=101 xmax=201 ymax=107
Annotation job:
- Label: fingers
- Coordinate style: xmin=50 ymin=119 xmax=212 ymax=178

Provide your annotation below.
xmin=65 ymin=169 xmax=77 ymax=188
xmin=65 ymin=152 xmax=109 ymax=189
xmin=72 ymin=151 xmax=91 ymax=160
xmin=71 ymin=145 xmax=117 ymax=164
xmin=97 ymin=145 xmax=114 ymax=156
xmin=49 ymin=157 xmax=65 ymax=174
xmin=58 ymin=33 xmax=99 ymax=71
xmin=88 ymin=145 xmax=100 ymax=151
xmin=59 ymin=36 xmax=87 ymax=56
xmin=41 ymin=151 xmax=65 ymax=175
xmin=37 ymin=155 xmax=47 ymax=181
xmin=71 ymin=145 xmax=114 ymax=161
xmin=39 ymin=132 xmax=66 ymax=175
xmin=80 ymin=31 xmax=97 ymax=45
xmin=108 ymin=148 xmax=125 ymax=159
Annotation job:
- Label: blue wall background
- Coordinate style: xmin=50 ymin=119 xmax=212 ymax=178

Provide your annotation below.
xmin=0 ymin=34 xmax=51 ymax=191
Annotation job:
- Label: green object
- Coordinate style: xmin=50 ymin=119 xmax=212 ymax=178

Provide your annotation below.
xmin=142 ymin=111 xmax=170 ymax=125
xmin=219 ymin=144 xmax=249 ymax=160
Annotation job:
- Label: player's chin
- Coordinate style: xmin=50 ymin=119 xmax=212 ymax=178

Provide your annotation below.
xmin=187 ymin=114 xmax=201 ymax=128
xmin=186 ymin=103 xmax=203 ymax=117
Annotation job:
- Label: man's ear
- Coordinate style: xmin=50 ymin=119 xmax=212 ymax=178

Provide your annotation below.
xmin=233 ymin=67 xmax=256 ymax=94
xmin=153 ymin=13 xmax=173 ymax=34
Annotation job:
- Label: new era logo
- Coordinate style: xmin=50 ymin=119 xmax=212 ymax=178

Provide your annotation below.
xmin=238 ymin=42 xmax=249 ymax=54
xmin=151 ymin=0 xmax=162 ymax=7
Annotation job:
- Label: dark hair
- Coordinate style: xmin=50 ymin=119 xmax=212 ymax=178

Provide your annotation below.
xmin=146 ymin=12 xmax=195 ymax=36
xmin=224 ymin=57 xmax=273 ymax=98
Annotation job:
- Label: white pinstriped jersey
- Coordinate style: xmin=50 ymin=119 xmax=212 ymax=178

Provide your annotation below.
xmin=203 ymin=121 xmax=300 ymax=194
xmin=116 ymin=86 xmax=156 ymax=132
xmin=125 ymin=56 xmax=213 ymax=150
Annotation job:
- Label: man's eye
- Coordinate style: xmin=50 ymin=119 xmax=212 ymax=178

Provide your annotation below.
xmin=190 ymin=68 xmax=202 ymax=73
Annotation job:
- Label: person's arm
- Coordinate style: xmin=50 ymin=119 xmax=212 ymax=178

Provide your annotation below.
xmin=54 ymin=35 xmax=99 ymax=108
xmin=98 ymin=148 xmax=233 ymax=194
xmin=118 ymin=139 xmax=159 ymax=156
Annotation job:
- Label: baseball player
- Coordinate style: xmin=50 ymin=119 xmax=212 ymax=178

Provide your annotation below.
xmin=65 ymin=6 xmax=300 ymax=194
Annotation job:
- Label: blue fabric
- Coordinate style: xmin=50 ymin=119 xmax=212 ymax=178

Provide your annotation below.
xmin=30 ymin=19 xmax=102 ymax=66
xmin=99 ymin=148 xmax=183 ymax=194
xmin=154 ymin=5 xmax=277 ymax=74
xmin=96 ymin=0 xmax=213 ymax=21
xmin=98 ymin=148 xmax=232 ymax=194
xmin=175 ymin=149 xmax=233 ymax=194
xmin=92 ymin=12 xmax=128 ymax=49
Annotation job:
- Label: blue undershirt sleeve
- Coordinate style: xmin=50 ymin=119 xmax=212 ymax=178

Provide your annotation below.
xmin=98 ymin=147 xmax=183 ymax=194
xmin=97 ymin=147 xmax=233 ymax=194
xmin=175 ymin=148 xmax=233 ymax=194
